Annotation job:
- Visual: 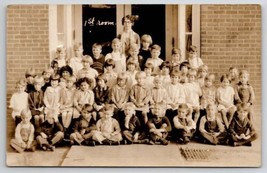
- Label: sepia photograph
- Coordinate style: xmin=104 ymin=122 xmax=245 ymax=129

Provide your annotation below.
xmin=6 ymin=4 xmax=261 ymax=167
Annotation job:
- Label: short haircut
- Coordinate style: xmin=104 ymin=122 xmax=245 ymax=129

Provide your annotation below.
xmin=76 ymin=77 xmax=94 ymax=88
xmin=16 ymin=79 xmax=27 ymax=87
xmin=198 ymin=64 xmax=208 ymax=72
xmin=187 ymin=69 xmax=197 ymax=77
xmin=92 ymin=43 xmax=102 ymax=49
xmin=82 ymin=104 xmax=94 ymax=112
xmin=144 ymin=62 xmax=154 ymax=70
xmin=188 ymin=45 xmax=198 ymax=52
xmin=34 ymin=75 xmax=45 ymax=85
xmin=179 ymin=62 xmax=190 ymax=71
xmin=73 ymin=42 xmax=83 ymax=50
xmin=82 ymin=55 xmax=93 ymax=65
xmin=21 ymin=109 xmax=31 ymax=118
xmin=66 ymin=76 xmax=76 ymax=83
xmin=239 ymin=70 xmax=250 ymax=78
xmin=103 ymin=104 xmax=114 ymax=113
xmin=129 ymin=43 xmax=140 ymax=51
xmin=205 ymin=73 xmax=215 ymax=82
xmin=135 ymin=71 xmax=146 ymax=80
xmin=172 ymin=48 xmax=181 ymax=56
xmin=117 ymin=72 xmax=128 ymax=81
xmin=25 ymin=68 xmax=36 ymax=78
xmin=170 ymin=69 xmax=180 ymax=77
xmin=220 ymin=74 xmax=231 ymax=83
xmin=141 ymin=34 xmax=153 ymax=45
xmin=150 ymin=44 xmax=161 ymax=52
xmin=178 ymin=103 xmax=189 ymax=110
xmin=50 ymin=74 xmax=60 ymax=81
xmin=159 ymin=61 xmax=171 ymax=70
xmin=60 ymin=65 xmax=73 ymax=76
xmin=112 ymin=38 xmax=121 ymax=45
xmin=96 ymin=74 xmax=107 ymax=83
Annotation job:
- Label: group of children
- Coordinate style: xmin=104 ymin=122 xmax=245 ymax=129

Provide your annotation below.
xmin=9 ymin=31 xmax=258 ymax=153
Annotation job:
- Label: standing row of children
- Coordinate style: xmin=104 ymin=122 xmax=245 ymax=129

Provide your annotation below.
xmin=9 ymin=15 xmax=257 ymax=153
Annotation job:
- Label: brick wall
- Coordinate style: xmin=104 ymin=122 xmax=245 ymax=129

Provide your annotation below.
xmin=200 ymin=5 xmax=261 ymax=116
xmin=6 ymin=5 xmax=50 ymax=140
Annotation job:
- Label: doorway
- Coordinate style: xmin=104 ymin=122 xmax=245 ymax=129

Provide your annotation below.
xmin=132 ymin=5 xmax=166 ymax=59
xmin=82 ymin=5 xmax=117 ymax=56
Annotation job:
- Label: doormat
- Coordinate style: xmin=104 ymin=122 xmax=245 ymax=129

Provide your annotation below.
xmin=179 ymin=147 xmax=214 ymax=161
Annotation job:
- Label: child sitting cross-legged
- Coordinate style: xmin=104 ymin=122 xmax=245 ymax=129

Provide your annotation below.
xmin=36 ymin=114 xmax=64 ymax=151
xmin=199 ymin=103 xmax=227 ymax=145
xmin=121 ymin=102 xmax=149 ymax=144
xmin=173 ymin=103 xmax=196 ymax=144
xmin=147 ymin=104 xmax=171 ymax=145
xmin=92 ymin=104 xmax=122 ymax=145
xmin=70 ymin=104 xmax=97 ymax=146
xmin=229 ymin=103 xmax=257 ymax=147
xmin=10 ymin=109 xmax=36 ymax=153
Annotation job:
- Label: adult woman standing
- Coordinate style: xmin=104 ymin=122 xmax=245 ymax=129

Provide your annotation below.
xmin=118 ymin=15 xmax=140 ymax=57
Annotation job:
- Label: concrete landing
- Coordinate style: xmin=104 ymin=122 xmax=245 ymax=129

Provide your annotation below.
xmin=61 ymin=140 xmax=261 ymax=167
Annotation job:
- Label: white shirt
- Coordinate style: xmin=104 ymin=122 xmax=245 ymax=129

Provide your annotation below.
xmin=9 ymin=92 xmax=28 ymax=119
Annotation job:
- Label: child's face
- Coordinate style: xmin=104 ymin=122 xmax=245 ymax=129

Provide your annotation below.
xmin=82 ymin=109 xmax=92 ymax=120
xmin=26 ymin=76 xmax=34 ymax=84
xmin=51 ymin=79 xmax=59 ymax=88
xmin=154 ymin=80 xmax=162 ymax=89
xmin=222 ymin=78 xmax=230 ymax=88
xmin=152 ymin=106 xmax=163 ymax=117
xmin=80 ymin=81 xmax=89 ymax=91
xmin=82 ymin=61 xmax=90 ymax=69
xmin=151 ymin=49 xmax=161 ymax=59
xmin=144 ymin=68 xmax=152 ymax=76
xmin=43 ymin=72 xmax=51 ymax=80
xmin=136 ymin=75 xmax=146 ymax=86
xmin=188 ymin=75 xmax=195 ymax=83
xmin=66 ymin=80 xmax=74 ymax=89
xmin=124 ymin=107 xmax=134 ymax=116
xmin=74 ymin=47 xmax=83 ymax=57
xmin=237 ymin=109 xmax=248 ymax=120
xmin=161 ymin=67 xmax=170 ymax=75
xmin=206 ymin=105 xmax=216 ymax=118
xmin=105 ymin=65 xmax=113 ymax=72
xmin=62 ymin=71 xmax=71 ymax=79
xmin=229 ymin=69 xmax=238 ymax=79
xmin=240 ymin=74 xmax=249 ymax=85
xmin=199 ymin=70 xmax=207 ymax=78
xmin=34 ymin=83 xmax=42 ymax=91
xmin=171 ymin=75 xmax=179 ymax=84
xmin=130 ymin=49 xmax=139 ymax=57
xmin=16 ymin=84 xmax=25 ymax=93
xmin=178 ymin=108 xmax=188 ymax=118
xmin=59 ymin=79 xmax=66 ymax=88
xmin=205 ymin=79 xmax=213 ymax=88
xmin=181 ymin=66 xmax=188 ymax=74
xmin=172 ymin=54 xmax=180 ymax=62
xmin=188 ymin=51 xmax=197 ymax=59
xmin=97 ymin=79 xmax=106 ymax=88
xmin=112 ymin=42 xmax=121 ymax=52
xmin=103 ymin=110 xmax=113 ymax=119
xmin=117 ymin=78 xmax=127 ymax=87
xmin=127 ymin=64 xmax=135 ymax=72
xmin=58 ymin=51 xmax=66 ymax=60
xmin=92 ymin=47 xmax=102 ymax=58
xmin=21 ymin=115 xmax=31 ymax=124
xmin=142 ymin=41 xmax=150 ymax=50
